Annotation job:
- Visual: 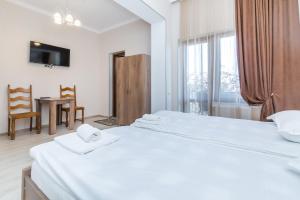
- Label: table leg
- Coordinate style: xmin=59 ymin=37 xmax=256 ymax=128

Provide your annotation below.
xmin=49 ymin=101 xmax=57 ymax=135
xmin=68 ymin=100 xmax=75 ymax=130
xmin=36 ymin=100 xmax=42 ymax=128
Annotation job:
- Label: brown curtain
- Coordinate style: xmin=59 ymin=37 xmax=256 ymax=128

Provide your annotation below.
xmin=235 ymin=0 xmax=300 ymax=120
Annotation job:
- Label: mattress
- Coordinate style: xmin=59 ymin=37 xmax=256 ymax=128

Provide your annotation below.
xmin=132 ymin=111 xmax=300 ymax=158
xmin=31 ymin=161 xmax=76 ymax=200
xmin=30 ymin=126 xmax=300 ymax=200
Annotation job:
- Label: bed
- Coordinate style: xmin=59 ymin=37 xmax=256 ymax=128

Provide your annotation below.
xmin=133 ymin=111 xmax=300 ymax=158
xmin=23 ymin=111 xmax=300 ymax=200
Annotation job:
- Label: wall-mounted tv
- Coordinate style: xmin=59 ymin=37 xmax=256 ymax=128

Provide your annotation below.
xmin=29 ymin=41 xmax=70 ymax=67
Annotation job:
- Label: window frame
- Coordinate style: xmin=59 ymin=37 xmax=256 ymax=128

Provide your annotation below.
xmin=182 ymin=31 xmax=244 ymax=114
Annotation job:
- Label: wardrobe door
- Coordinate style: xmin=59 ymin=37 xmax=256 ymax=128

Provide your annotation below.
xmin=116 ymin=57 xmax=129 ymax=125
xmin=127 ymin=55 xmax=151 ymax=124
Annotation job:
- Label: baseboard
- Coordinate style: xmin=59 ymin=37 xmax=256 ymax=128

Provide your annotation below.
xmin=94 ymin=114 xmax=110 ymax=118
xmin=0 ymin=115 xmax=104 ymax=135
xmin=0 ymin=127 xmax=36 ymax=136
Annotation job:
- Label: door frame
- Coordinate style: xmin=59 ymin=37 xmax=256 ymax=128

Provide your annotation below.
xmin=108 ymin=51 xmax=125 ymax=118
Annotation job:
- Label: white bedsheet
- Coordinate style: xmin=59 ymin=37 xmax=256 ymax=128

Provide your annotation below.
xmin=132 ymin=111 xmax=300 ymax=158
xmin=30 ymin=126 xmax=300 ymax=200
xmin=31 ymin=161 xmax=76 ymax=200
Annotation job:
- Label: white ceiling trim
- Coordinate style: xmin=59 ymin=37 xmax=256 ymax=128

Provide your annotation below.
xmin=5 ymin=0 xmax=139 ymax=34
xmin=97 ymin=18 xmax=140 ymax=34
xmin=5 ymin=0 xmax=50 ymax=16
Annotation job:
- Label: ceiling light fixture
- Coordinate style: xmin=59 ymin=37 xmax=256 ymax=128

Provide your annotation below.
xmin=53 ymin=12 xmax=81 ymax=27
xmin=53 ymin=1 xmax=81 ymax=27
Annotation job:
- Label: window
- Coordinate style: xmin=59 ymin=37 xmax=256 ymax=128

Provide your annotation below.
xmin=184 ymin=33 xmax=244 ymax=114
xmin=216 ymin=34 xmax=244 ymax=103
xmin=187 ymin=42 xmax=209 ymax=114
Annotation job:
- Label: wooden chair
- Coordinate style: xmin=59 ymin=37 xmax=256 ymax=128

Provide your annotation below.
xmin=7 ymin=85 xmax=41 ymax=140
xmin=60 ymin=85 xmax=85 ymax=127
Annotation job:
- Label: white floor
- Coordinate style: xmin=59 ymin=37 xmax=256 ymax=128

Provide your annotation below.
xmin=0 ymin=117 xmax=113 ymax=200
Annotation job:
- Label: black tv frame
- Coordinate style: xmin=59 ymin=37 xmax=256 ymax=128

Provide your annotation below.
xmin=29 ymin=41 xmax=70 ymax=67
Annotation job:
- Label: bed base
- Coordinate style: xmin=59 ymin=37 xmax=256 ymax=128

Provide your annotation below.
xmin=22 ymin=167 xmax=49 ymax=200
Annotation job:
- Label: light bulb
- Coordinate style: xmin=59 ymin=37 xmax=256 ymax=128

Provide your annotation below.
xmin=53 ymin=12 xmax=63 ymax=24
xmin=74 ymin=19 xmax=81 ymax=27
xmin=54 ymin=18 xmax=63 ymax=25
xmin=34 ymin=42 xmax=41 ymax=46
xmin=65 ymin=14 xmax=74 ymax=25
xmin=54 ymin=12 xmax=62 ymax=19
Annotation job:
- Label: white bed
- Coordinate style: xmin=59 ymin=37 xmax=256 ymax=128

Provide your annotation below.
xmin=31 ymin=161 xmax=75 ymax=200
xmin=30 ymin=122 xmax=300 ymax=200
xmin=132 ymin=111 xmax=300 ymax=158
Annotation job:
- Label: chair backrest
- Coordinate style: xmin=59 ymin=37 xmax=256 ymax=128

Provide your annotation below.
xmin=60 ymin=85 xmax=77 ymax=106
xmin=7 ymin=85 xmax=33 ymax=115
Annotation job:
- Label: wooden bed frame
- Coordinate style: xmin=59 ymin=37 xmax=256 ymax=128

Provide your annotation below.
xmin=22 ymin=167 xmax=49 ymax=200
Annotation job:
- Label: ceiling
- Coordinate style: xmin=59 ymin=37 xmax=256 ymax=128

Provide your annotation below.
xmin=6 ymin=0 xmax=140 ymax=34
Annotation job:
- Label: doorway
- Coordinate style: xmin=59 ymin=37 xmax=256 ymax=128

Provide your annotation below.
xmin=94 ymin=51 xmax=125 ymax=127
xmin=111 ymin=51 xmax=125 ymax=118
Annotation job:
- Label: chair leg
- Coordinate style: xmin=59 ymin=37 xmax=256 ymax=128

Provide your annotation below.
xmin=30 ymin=117 xmax=33 ymax=132
xmin=11 ymin=119 xmax=16 ymax=140
xmin=65 ymin=111 xmax=69 ymax=127
xmin=82 ymin=109 xmax=85 ymax=124
xmin=36 ymin=116 xmax=41 ymax=134
xmin=75 ymin=110 xmax=77 ymax=122
xmin=8 ymin=118 xmax=11 ymax=136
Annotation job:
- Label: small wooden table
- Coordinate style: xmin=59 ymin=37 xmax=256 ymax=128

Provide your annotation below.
xmin=35 ymin=98 xmax=75 ymax=135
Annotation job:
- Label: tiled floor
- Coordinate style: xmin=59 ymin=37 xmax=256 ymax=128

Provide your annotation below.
xmin=0 ymin=117 xmax=113 ymax=200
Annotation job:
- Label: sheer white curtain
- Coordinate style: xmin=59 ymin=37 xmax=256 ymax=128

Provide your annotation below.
xmin=178 ymin=0 xmax=257 ymax=119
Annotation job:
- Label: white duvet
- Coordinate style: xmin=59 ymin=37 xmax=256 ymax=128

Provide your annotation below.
xmin=132 ymin=111 xmax=300 ymax=158
xmin=30 ymin=126 xmax=300 ymax=200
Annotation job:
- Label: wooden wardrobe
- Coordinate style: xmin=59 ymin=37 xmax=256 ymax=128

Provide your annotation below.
xmin=116 ymin=54 xmax=151 ymax=125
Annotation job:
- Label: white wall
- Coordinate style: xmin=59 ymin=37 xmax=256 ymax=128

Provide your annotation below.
xmin=151 ymin=21 xmax=167 ymax=112
xmin=0 ymin=1 xmax=101 ymax=133
xmin=98 ymin=20 xmax=151 ymax=115
xmin=170 ymin=2 xmax=181 ymax=110
xmin=140 ymin=0 xmax=174 ymax=111
xmin=114 ymin=0 xmax=170 ymax=112
xmin=0 ymin=1 xmax=151 ymax=133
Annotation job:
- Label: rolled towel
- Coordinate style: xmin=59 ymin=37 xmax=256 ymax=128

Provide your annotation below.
xmin=142 ymin=114 xmax=161 ymax=121
xmin=54 ymin=132 xmax=120 ymax=155
xmin=77 ymin=124 xmax=102 ymax=142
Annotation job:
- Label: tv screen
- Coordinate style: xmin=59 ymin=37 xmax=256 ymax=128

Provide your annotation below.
xmin=29 ymin=41 xmax=70 ymax=67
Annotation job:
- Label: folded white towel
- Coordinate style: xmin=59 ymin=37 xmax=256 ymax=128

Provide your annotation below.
xmin=77 ymin=124 xmax=102 ymax=142
xmin=135 ymin=118 xmax=161 ymax=125
xmin=54 ymin=133 xmax=119 ymax=155
xmin=142 ymin=114 xmax=161 ymax=121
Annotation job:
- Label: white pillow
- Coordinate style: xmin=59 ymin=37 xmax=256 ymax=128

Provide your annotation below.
xmin=267 ymin=110 xmax=300 ymax=134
